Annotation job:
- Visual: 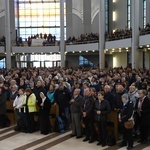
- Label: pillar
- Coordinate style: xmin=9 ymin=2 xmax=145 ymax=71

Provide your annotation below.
xmin=66 ymin=0 xmax=73 ymax=39
xmin=99 ymin=0 xmax=105 ymax=69
xmin=131 ymin=0 xmax=140 ymax=69
xmin=5 ymin=0 xmax=11 ymax=69
xmin=83 ymin=0 xmax=91 ymax=33
xmin=60 ymin=0 xmax=65 ymax=68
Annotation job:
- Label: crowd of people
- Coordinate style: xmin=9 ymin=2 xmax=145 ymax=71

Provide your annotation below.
xmin=0 ymin=36 xmax=5 ymax=46
xmin=5 ymin=23 xmax=149 ymax=47
xmin=105 ymin=28 xmax=132 ymax=41
xmin=0 ymin=67 xmax=150 ymax=149
xmin=66 ymin=33 xmax=99 ymax=44
xmin=140 ymin=23 xmax=150 ymax=35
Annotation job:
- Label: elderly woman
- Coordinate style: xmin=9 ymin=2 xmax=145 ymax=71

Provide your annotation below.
xmin=119 ymin=93 xmax=134 ymax=150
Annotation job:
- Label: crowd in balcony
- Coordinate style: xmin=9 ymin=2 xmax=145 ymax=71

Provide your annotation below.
xmin=106 ymin=28 xmax=132 ymax=41
xmin=139 ymin=23 xmax=150 ymax=35
xmin=2 ymin=23 xmax=150 ymax=47
xmin=66 ymin=33 xmax=99 ymax=45
xmin=0 ymin=36 xmax=5 ymax=46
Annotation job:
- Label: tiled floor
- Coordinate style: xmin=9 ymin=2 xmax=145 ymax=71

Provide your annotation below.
xmin=0 ymin=126 xmax=150 ymax=150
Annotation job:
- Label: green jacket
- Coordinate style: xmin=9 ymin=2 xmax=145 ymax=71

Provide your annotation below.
xmin=23 ymin=93 xmax=37 ymax=113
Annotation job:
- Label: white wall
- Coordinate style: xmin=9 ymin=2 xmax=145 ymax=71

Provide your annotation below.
xmin=91 ymin=13 xmax=99 ymax=33
xmin=66 ymin=43 xmax=98 ymax=52
xmin=112 ymin=52 xmax=127 ymax=68
xmin=12 ymin=46 xmax=59 ymax=53
xmin=72 ymin=14 xmax=84 ymax=38
xmin=110 ymin=0 xmax=127 ymax=31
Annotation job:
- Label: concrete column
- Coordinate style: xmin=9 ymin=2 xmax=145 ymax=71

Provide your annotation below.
xmin=146 ymin=0 xmax=150 ymax=23
xmin=99 ymin=0 xmax=105 ymax=69
xmin=66 ymin=0 xmax=73 ymax=39
xmin=5 ymin=0 xmax=11 ymax=69
xmin=83 ymin=0 xmax=91 ymax=33
xmin=60 ymin=0 xmax=65 ymax=68
xmin=131 ymin=0 xmax=140 ymax=69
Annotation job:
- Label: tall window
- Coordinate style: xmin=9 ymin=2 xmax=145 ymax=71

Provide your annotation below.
xmin=127 ymin=0 xmax=131 ymax=29
xmin=79 ymin=56 xmax=94 ymax=67
xmin=0 ymin=58 xmax=5 ymax=68
xmin=143 ymin=0 xmax=146 ymax=27
xmin=105 ymin=0 xmax=109 ymax=33
xmin=15 ymin=0 xmax=66 ymax=40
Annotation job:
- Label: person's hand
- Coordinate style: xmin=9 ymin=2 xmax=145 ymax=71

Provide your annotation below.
xmin=83 ymin=112 xmax=86 ymax=117
xmin=119 ymin=118 xmax=122 ymax=122
xmin=70 ymin=99 xmax=75 ymax=103
xmin=40 ymin=103 xmax=44 ymax=107
xmin=97 ymin=110 xmax=101 ymax=114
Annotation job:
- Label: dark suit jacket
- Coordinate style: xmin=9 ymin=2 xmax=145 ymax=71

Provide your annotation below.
xmin=94 ymin=99 xmax=111 ymax=121
xmin=135 ymin=96 xmax=150 ymax=126
xmin=121 ymin=100 xmax=133 ymax=123
xmin=70 ymin=95 xmax=83 ymax=114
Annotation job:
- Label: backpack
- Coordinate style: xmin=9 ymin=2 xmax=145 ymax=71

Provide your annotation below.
xmin=55 ymin=116 xmax=65 ymax=133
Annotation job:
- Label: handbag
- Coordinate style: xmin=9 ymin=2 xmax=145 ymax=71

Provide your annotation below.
xmin=124 ymin=120 xmax=134 ymax=129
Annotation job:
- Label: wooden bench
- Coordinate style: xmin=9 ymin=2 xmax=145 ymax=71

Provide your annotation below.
xmin=6 ymin=101 xmax=16 ymax=125
xmin=107 ymin=110 xmax=118 ymax=141
xmin=50 ymin=105 xmax=59 ymax=131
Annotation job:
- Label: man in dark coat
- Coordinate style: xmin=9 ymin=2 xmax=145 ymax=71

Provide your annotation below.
xmin=135 ymin=89 xmax=150 ymax=144
xmin=82 ymin=88 xmax=96 ymax=143
xmin=104 ymin=85 xmax=115 ymax=110
xmin=70 ymin=88 xmax=83 ymax=138
xmin=54 ymin=83 xmax=71 ymax=129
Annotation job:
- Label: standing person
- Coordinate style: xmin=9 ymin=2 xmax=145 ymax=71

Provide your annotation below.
xmin=13 ymin=88 xmax=26 ymax=132
xmin=39 ymin=92 xmax=51 ymax=135
xmin=23 ymin=88 xmax=37 ymax=133
xmin=94 ymin=91 xmax=110 ymax=147
xmin=54 ymin=83 xmax=71 ymax=129
xmin=9 ymin=85 xmax=18 ymax=101
xmin=104 ymin=85 xmax=115 ymax=110
xmin=0 ymin=87 xmax=7 ymax=128
xmin=47 ymin=84 xmax=56 ymax=104
xmin=33 ymin=80 xmax=46 ymax=107
xmin=82 ymin=88 xmax=96 ymax=143
xmin=135 ymin=90 xmax=150 ymax=144
xmin=70 ymin=88 xmax=83 ymax=138
xmin=119 ymin=93 xmax=134 ymax=150
xmin=128 ymin=85 xmax=139 ymax=136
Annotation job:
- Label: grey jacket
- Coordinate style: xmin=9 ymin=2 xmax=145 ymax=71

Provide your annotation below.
xmin=70 ymin=95 xmax=83 ymax=113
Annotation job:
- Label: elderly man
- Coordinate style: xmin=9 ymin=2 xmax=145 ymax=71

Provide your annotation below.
xmin=82 ymin=88 xmax=96 ymax=143
xmin=135 ymin=90 xmax=150 ymax=144
xmin=70 ymin=88 xmax=83 ymax=138
xmin=104 ymin=85 xmax=115 ymax=110
xmin=10 ymin=84 xmax=18 ymax=101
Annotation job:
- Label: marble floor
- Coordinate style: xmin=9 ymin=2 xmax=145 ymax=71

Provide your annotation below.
xmin=0 ymin=126 xmax=150 ymax=150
